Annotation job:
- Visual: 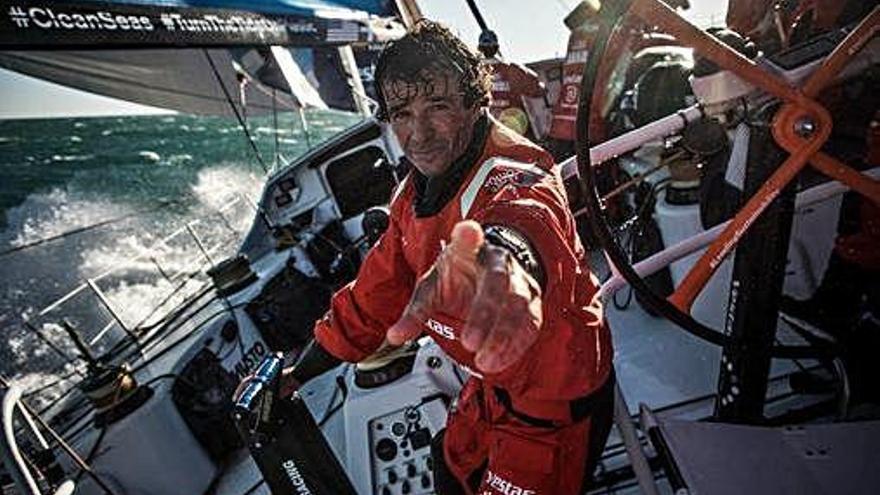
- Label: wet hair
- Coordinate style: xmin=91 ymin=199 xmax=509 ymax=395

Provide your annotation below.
xmin=374 ymin=19 xmax=492 ymax=121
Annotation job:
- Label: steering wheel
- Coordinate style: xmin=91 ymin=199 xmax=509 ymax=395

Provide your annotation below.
xmin=2 ymin=384 xmax=76 ymax=495
xmin=575 ymin=0 xmax=879 ymax=359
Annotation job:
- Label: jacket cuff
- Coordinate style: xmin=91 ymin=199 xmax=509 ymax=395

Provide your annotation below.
xmin=314 ymin=315 xmax=374 ymax=363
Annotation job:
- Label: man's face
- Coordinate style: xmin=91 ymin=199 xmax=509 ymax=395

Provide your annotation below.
xmin=382 ymin=69 xmax=480 ymax=177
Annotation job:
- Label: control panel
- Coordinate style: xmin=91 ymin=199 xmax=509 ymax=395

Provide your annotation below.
xmin=368 ymin=398 xmax=448 ymax=495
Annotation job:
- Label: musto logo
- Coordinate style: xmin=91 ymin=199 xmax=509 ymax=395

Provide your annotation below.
xmin=281 ymin=460 xmax=312 ymax=495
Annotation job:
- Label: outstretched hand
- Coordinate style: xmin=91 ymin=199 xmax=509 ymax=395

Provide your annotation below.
xmin=386 ymin=220 xmax=542 ymax=374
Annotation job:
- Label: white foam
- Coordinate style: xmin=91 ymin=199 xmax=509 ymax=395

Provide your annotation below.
xmin=4 ymin=189 xmax=132 ymax=248
xmin=2 ymin=163 xmax=260 ymax=401
xmin=190 ymin=165 xmax=263 ymax=213
xmin=50 ymin=153 xmax=94 ymax=162
xmin=100 ymin=278 xmax=183 ymax=325
xmin=138 ymin=150 xmax=161 ymax=162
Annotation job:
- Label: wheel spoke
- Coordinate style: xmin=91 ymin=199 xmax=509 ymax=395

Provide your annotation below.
xmin=810 ymin=152 xmax=880 ymax=204
xmin=802 ymin=7 xmax=880 ymax=98
xmin=668 ymin=135 xmax=825 ymax=312
xmin=630 ymin=0 xmax=808 ymax=106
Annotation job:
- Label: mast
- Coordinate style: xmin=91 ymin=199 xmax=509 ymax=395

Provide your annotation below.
xmin=465 ymin=0 xmax=490 ymax=32
xmin=395 ymin=0 xmax=423 ymax=27
xmin=337 ymin=45 xmax=372 ymax=116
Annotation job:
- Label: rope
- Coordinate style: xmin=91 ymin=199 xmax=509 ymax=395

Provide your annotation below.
xmin=203 ymin=50 xmax=269 ymax=175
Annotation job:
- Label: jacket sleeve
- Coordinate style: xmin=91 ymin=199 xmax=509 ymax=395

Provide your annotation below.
xmin=471 ymin=162 xmax=605 ymax=401
xmin=313 ymin=211 xmax=416 ymax=362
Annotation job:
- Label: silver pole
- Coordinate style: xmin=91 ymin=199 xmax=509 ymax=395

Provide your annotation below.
xmin=185 ymin=223 xmax=215 ymax=268
xmin=86 ymin=279 xmax=136 ymax=342
xmin=614 ymin=384 xmax=661 ymax=495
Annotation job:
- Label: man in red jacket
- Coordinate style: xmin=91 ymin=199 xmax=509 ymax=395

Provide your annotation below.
xmin=477 ymin=30 xmax=545 ymax=140
xmin=271 ymin=20 xmax=614 ymax=494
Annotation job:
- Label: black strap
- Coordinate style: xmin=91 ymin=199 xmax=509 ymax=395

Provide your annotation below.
xmin=569 ymin=370 xmax=615 ymax=422
xmin=483 ymin=224 xmax=547 ymax=290
xmin=493 ymin=387 xmax=556 ymax=428
xmin=493 ymin=370 xmax=616 ymax=427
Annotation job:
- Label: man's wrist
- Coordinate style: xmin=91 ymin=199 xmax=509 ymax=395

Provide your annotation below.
xmin=483 ymin=224 xmax=546 ymax=289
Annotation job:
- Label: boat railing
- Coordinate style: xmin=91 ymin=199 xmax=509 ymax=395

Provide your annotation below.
xmin=14 ymin=194 xmax=257 ymax=407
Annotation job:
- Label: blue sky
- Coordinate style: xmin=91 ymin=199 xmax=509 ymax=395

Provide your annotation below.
xmin=0 ymin=0 xmax=728 ymax=119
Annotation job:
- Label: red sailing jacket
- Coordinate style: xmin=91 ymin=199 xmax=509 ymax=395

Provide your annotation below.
xmin=314 ymin=118 xmax=612 ymax=418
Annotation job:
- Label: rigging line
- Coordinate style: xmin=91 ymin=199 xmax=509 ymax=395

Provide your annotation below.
xmin=22 ymin=367 xmax=83 ymax=400
xmin=128 ymin=302 xmax=248 ymax=376
xmin=272 ymin=87 xmax=280 ymax=171
xmin=241 ymin=480 xmax=266 ymax=495
xmin=0 ymin=200 xmax=178 ymax=258
xmin=203 ymin=50 xmax=269 ymax=175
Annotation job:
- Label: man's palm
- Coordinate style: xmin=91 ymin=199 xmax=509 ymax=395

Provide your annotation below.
xmin=386 ymin=220 xmax=543 ymax=373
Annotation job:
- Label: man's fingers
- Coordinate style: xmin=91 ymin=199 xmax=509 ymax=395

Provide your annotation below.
xmin=386 ymin=268 xmax=437 ymax=344
xmin=388 ymin=221 xmax=485 ymax=346
xmin=461 ymin=246 xmax=510 ymax=352
xmin=386 ymin=313 xmax=424 ymax=345
xmin=474 ymin=296 xmax=540 ymax=373
xmin=448 ymin=220 xmax=484 ymax=260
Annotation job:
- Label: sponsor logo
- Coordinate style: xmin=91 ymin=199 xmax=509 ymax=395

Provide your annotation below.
xmin=485 ymin=170 xmax=520 ymax=193
xmin=9 ymin=6 xmax=154 ymax=31
xmin=492 ymin=80 xmax=511 ymax=92
xmin=234 ymin=341 xmax=268 ymax=379
xmin=281 ymin=460 xmax=313 ymax=494
xmin=484 ymin=470 xmax=536 ymax=495
xmin=425 ymin=318 xmax=456 ymax=340
xmin=6 ymin=4 xmax=309 ymax=37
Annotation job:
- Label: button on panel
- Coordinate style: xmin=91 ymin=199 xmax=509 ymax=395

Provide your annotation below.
xmin=368 ymin=398 xmax=446 ymax=494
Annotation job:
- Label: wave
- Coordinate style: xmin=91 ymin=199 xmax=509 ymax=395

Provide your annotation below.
xmin=2 ymin=189 xmax=133 ymax=248
xmin=50 ymin=153 xmax=94 ymax=162
xmin=0 ymin=109 xmax=360 ymax=394
xmin=190 ymin=164 xmax=263 ymax=212
xmin=138 ymin=150 xmax=161 ymax=162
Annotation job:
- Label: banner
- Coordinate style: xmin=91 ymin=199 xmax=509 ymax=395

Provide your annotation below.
xmin=0 ymin=0 xmax=372 ymax=48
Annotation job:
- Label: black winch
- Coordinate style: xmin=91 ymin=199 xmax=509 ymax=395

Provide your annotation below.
xmin=61 ymin=319 xmax=151 ymax=426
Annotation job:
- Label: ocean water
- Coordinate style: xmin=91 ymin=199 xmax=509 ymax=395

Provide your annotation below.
xmin=0 ymin=109 xmax=361 ymax=391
